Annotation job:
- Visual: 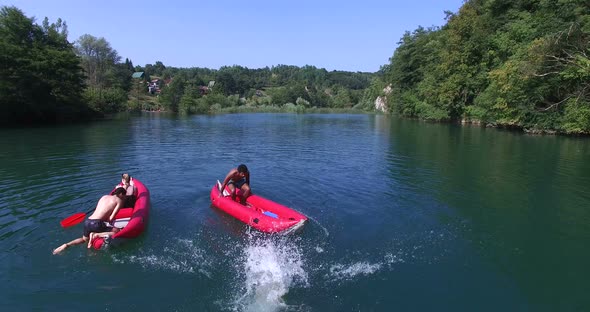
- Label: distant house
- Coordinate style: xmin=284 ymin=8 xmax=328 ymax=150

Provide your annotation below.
xmin=198 ymin=81 xmax=216 ymax=95
xmin=132 ymin=72 xmax=145 ymax=79
xmin=148 ymin=78 xmax=161 ymax=94
xmin=198 ymin=86 xmax=209 ymax=95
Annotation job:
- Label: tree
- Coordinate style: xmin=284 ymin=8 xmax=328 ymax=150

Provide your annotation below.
xmin=75 ymin=34 xmax=131 ymax=114
xmin=75 ymin=34 xmax=121 ymax=89
xmin=153 ymin=61 xmax=166 ymax=76
xmin=159 ymin=74 xmax=186 ymax=112
xmin=0 ymin=6 xmax=86 ymax=124
xmin=178 ymin=87 xmax=195 ymax=114
xmin=214 ymin=69 xmax=237 ymax=95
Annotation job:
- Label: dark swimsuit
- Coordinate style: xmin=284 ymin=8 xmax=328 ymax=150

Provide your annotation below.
xmin=124 ymin=195 xmax=136 ymax=208
xmin=229 ymin=178 xmax=247 ymax=189
xmin=84 ymin=219 xmax=111 ymax=237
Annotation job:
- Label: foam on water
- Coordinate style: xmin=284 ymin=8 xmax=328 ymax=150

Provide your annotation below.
xmin=325 ymin=228 xmax=458 ymax=283
xmin=231 ymin=236 xmax=308 ymax=312
xmin=325 ymin=251 xmax=405 ymax=282
xmin=111 ymin=238 xmax=212 ymax=277
xmin=304 ymin=215 xmax=330 ymax=238
xmin=328 ymin=262 xmax=382 ymax=281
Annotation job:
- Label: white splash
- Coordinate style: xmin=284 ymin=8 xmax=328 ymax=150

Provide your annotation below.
xmin=233 ymin=238 xmax=308 ymax=312
xmin=384 ymin=252 xmax=405 ymax=265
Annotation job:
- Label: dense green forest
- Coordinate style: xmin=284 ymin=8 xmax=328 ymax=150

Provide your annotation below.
xmin=0 ymin=6 xmax=374 ymax=126
xmin=1 ymin=1 xmax=590 ymax=135
xmin=0 ymin=6 xmax=87 ymax=124
xmin=150 ymin=65 xmax=374 ymax=114
xmin=0 ymin=6 xmax=136 ymax=124
xmin=380 ymin=0 xmax=590 ymax=134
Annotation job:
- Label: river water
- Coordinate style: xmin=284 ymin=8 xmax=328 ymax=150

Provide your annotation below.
xmin=0 ymin=113 xmax=588 ymax=311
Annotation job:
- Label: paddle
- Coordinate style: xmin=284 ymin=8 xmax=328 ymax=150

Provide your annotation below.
xmin=217 ymin=180 xmax=230 ymax=196
xmin=60 ymin=208 xmax=94 ymax=228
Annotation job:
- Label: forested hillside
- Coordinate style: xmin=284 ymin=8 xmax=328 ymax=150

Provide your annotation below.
xmin=381 ymin=0 xmax=590 ymax=134
xmin=0 ymin=6 xmax=88 ymax=124
xmin=2 ymin=1 xmax=590 ymax=135
xmin=149 ymin=64 xmax=374 ymax=114
xmin=0 ymin=6 xmax=375 ymax=126
xmin=0 ymin=6 xmax=135 ymax=124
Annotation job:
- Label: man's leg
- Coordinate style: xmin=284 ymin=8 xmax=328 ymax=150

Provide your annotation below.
xmin=87 ymin=228 xmax=120 ymax=248
xmin=241 ymin=184 xmax=251 ymax=205
xmin=228 ymin=184 xmax=236 ymax=201
xmin=87 ymin=233 xmax=95 ymax=248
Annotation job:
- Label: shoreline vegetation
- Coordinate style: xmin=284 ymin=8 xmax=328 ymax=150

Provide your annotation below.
xmin=1 ymin=2 xmax=589 ymax=136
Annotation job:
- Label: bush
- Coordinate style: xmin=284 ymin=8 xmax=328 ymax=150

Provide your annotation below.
xmin=282 ymin=103 xmax=305 ymax=113
xmin=464 ymin=105 xmax=488 ymax=122
xmin=210 ymin=103 xmax=222 ymax=113
xmin=83 ymin=87 xmax=128 ymax=114
xmin=194 ymin=98 xmax=210 ymax=114
xmin=414 ymin=101 xmax=449 ymax=121
xmin=560 ymin=100 xmax=590 ymax=134
xmin=227 ymin=94 xmax=240 ymax=107
xmin=203 ymin=94 xmax=228 ymax=108
xmin=295 ymin=97 xmax=310 ymax=107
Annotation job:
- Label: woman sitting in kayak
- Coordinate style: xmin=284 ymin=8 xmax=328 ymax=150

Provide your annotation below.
xmin=116 ymin=173 xmax=137 ymax=207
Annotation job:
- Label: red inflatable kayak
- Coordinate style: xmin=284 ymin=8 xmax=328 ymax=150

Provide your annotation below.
xmin=210 ymin=181 xmax=307 ymax=233
xmin=90 ymin=178 xmax=150 ymax=249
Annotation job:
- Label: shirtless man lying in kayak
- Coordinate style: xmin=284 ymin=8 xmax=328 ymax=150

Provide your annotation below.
xmin=52 ymin=188 xmax=126 ymax=255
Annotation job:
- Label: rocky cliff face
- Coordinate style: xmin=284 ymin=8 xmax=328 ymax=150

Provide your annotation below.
xmin=374 ymin=84 xmax=392 ymax=112
xmin=375 ymin=96 xmax=387 ymax=112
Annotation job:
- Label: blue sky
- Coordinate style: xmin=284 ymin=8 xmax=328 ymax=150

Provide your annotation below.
xmin=1 ymin=0 xmax=465 ymax=72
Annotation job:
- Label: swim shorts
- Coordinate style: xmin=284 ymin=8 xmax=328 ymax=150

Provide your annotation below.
xmin=84 ymin=219 xmax=111 ymax=237
xmin=229 ymin=178 xmax=247 ymax=189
